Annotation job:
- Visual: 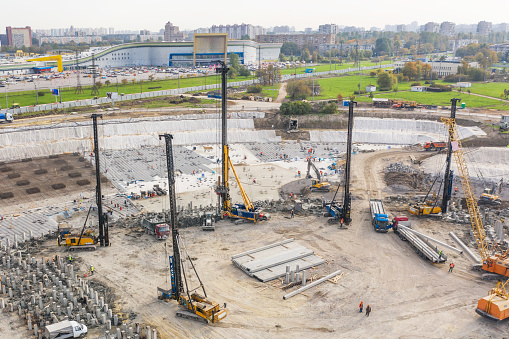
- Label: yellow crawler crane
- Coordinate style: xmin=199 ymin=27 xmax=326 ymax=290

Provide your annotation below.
xmin=441 ymin=100 xmax=509 ymax=321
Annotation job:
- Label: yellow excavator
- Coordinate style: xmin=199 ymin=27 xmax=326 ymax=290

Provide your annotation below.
xmin=57 ymin=207 xmax=98 ymax=251
xmin=27 ymin=55 xmax=63 ymax=72
xmin=479 ymin=188 xmax=502 ymax=206
xmin=408 ymin=192 xmax=442 ymax=217
xmin=306 ymin=159 xmax=331 ymax=192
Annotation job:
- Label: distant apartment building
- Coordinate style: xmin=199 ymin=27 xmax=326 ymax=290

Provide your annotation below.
xmin=449 ymin=39 xmax=478 ymax=50
xmin=318 ymin=24 xmax=338 ymax=35
xmin=271 ymin=26 xmax=292 ymax=33
xmin=421 ymin=22 xmax=439 ymax=33
xmin=440 ymin=22 xmax=455 ymax=37
xmin=456 ymin=24 xmax=477 ymax=34
xmin=256 ymin=34 xmax=334 ymax=50
xmin=38 ymin=36 xmax=102 ymax=46
xmin=6 ymin=26 xmax=32 ymax=48
xmin=477 ymin=21 xmax=493 ymax=36
xmin=490 ymin=43 xmax=509 ymax=58
xmin=304 ymin=28 xmax=313 ymax=34
xmin=396 ymin=24 xmax=406 ymax=32
xmin=210 ymin=24 xmax=265 ymax=40
xmin=494 ymin=23 xmax=509 ymax=32
xmin=164 ymin=22 xmax=183 ymax=42
xmin=140 ymin=29 xmax=150 ymax=36
xmin=395 ymin=59 xmax=479 ymax=77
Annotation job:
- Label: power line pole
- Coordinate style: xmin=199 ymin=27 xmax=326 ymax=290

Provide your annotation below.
xmin=91 ymin=53 xmax=99 ymax=97
xmin=75 ymin=49 xmax=84 ymax=94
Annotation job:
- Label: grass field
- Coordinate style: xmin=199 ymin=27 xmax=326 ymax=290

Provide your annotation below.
xmin=279 ymin=60 xmax=392 ymax=76
xmin=310 ymin=74 xmax=509 ymax=110
xmin=3 ymin=74 xmax=256 ymax=108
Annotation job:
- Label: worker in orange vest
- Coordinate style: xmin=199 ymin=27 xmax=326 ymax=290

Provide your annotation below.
xmin=449 ymin=262 xmax=455 ymax=273
xmin=340 ymin=218 xmax=344 ymax=228
xmin=359 ymin=301 xmax=363 ymax=313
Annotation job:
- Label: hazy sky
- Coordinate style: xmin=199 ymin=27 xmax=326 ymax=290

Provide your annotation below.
xmin=2 ymin=0 xmax=508 ymax=31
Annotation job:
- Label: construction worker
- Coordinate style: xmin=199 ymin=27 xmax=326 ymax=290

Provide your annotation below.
xmin=365 ymin=305 xmax=371 ymax=317
xmin=90 ymin=265 xmax=94 ymax=276
xmin=68 ymin=255 xmax=72 ymax=264
xmin=359 ymin=301 xmax=363 ymax=313
xmin=438 ymin=250 xmax=443 ymax=260
xmin=449 ymin=262 xmax=455 ymax=273
xmin=291 ymin=209 xmax=294 ymax=218
xmin=455 ymin=187 xmax=458 ymax=193
xmin=340 ymin=218 xmax=344 ymax=228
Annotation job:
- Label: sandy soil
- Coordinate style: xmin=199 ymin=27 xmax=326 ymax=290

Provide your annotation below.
xmin=7 ymin=148 xmax=502 ymax=339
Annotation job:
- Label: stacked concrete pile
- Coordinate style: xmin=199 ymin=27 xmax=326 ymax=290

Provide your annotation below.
xmin=0 ymin=247 xmax=155 ymax=338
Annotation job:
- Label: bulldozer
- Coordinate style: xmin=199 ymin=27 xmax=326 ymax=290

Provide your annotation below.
xmin=306 ymin=159 xmax=330 ymax=192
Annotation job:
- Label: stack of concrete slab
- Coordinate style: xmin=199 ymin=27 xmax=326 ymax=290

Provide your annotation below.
xmin=231 ymin=239 xmax=326 ymax=282
xmin=0 ymin=212 xmax=57 ymax=246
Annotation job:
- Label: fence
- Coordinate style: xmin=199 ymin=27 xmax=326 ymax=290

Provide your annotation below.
xmin=1 ymin=64 xmax=392 ymax=116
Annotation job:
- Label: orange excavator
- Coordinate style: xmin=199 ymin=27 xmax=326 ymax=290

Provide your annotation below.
xmin=441 ymin=102 xmax=509 ymax=321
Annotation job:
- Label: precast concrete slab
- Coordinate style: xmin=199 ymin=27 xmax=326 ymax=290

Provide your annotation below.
xmin=231 ymin=239 xmax=326 ymax=282
xmin=0 ymin=212 xmax=57 ymax=245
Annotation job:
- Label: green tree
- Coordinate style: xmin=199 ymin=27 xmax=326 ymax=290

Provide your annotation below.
xmin=317 ymin=102 xmax=337 ymax=114
xmin=374 ymin=38 xmax=392 ymax=56
xmin=280 ymin=101 xmax=312 ymax=115
xmin=279 ymin=53 xmax=286 ymax=62
xmin=377 ymin=72 xmax=394 ymax=91
xmin=281 ymin=42 xmax=301 ymax=56
xmin=255 ymin=65 xmax=281 ymax=85
xmin=240 ymin=34 xmax=251 ymax=40
xmin=121 ymin=79 xmax=128 ymax=86
xmin=287 ymin=79 xmax=312 ymax=100
xmin=95 ymin=81 xmax=103 ymax=89
xmin=238 ymin=66 xmax=251 ymax=77
xmin=104 ymin=80 xmax=111 ymax=87
xmin=131 ymin=78 xmax=136 ymax=85
xmin=228 ymin=53 xmax=240 ymax=79
xmin=148 ymin=74 xmax=154 ymax=81
xmin=301 ymin=48 xmax=311 ymax=62
xmin=312 ymin=51 xmax=318 ymax=63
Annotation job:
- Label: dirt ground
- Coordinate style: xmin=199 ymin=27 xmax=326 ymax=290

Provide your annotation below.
xmin=5 ymin=149 xmax=506 ymax=339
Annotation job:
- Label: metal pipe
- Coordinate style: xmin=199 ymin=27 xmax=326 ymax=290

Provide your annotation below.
xmin=449 ymin=231 xmax=481 ymax=264
xmin=398 ymin=225 xmax=462 ymax=254
xmin=283 ymin=270 xmax=341 ymax=300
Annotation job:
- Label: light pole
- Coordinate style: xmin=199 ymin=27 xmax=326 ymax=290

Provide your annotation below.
xmin=34 ymin=81 xmax=38 ymax=105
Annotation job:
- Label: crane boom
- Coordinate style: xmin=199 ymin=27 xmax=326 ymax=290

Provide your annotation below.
xmin=441 ymin=114 xmax=490 ymax=262
xmin=306 ymin=159 xmax=322 ymax=181
xmin=228 ymin=157 xmax=254 ymax=211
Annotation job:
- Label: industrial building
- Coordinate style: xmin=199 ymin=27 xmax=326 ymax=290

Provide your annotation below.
xmin=0 ymin=37 xmax=282 ymax=74
xmin=394 ymin=59 xmax=479 ymax=77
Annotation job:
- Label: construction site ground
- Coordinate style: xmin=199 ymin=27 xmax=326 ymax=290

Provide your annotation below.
xmin=1 ymin=149 xmax=506 ymax=339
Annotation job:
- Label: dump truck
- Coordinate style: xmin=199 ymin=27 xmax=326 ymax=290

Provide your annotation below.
xmin=369 ymin=199 xmax=391 ymax=232
xmin=44 ymin=320 xmax=87 ymax=339
xmin=202 ymin=212 xmax=215 ymax=231
xmin=141 ymin=219 xmax=170 ymax=239
xmin=423 ymin=141 xmax=446 ymax=151
xmin=0 ymin=112 xmax=13 ymax=123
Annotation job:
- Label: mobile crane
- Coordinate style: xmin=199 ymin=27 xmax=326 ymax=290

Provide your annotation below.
xmin=214 ymin=61 xmax=267 ymax=223
xmin=157 ymin=134 xmax=227 ymax=324
xmin=306 ymin=159 xmax=331 ymax=192
xmin=440 ymin=99 xmax=509 ymax=321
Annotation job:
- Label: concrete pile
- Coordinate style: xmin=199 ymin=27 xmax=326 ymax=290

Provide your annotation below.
xmin=385 ymin=162 xmax=419 ymax=174
xmin=0 ymin=246 xmax=154 ymax=338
